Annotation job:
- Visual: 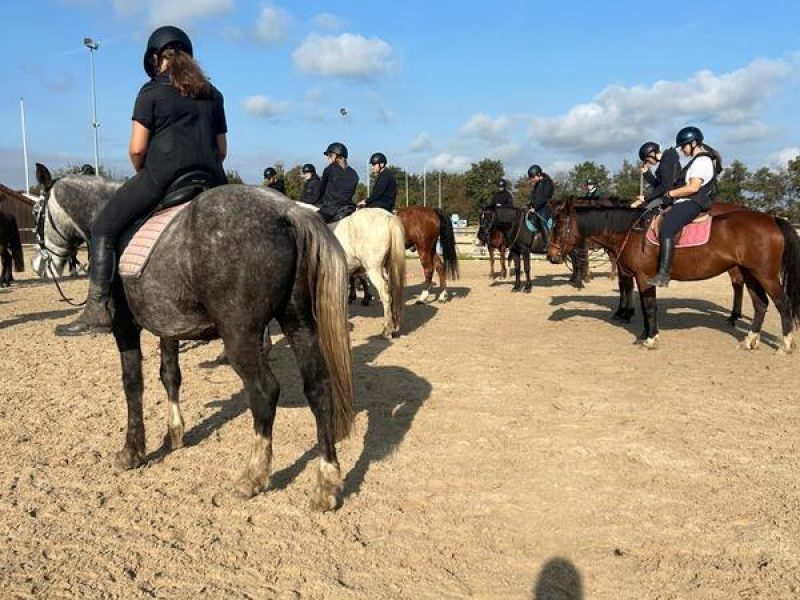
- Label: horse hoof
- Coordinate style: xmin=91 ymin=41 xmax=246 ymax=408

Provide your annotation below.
xmin=232 ymin=474 xmax=267 ymax=500
xmin=437 ymin=292 xmax=449 ymax=303
xmin=164 ymin=427 xmax=184 ymax=451
xmin=727 ymin=315 xmax=740 ymax=327
xmin=309 ymin=489 xmax=340 ymax=512
xmin=511 ymin=286 xmax=521 ymax=293
xmin=114 ymin=447 xmax=145 ymax=470
xmin=523 ymin=286 xmax=532 ymax=294
xmin=382 ymin=329 xmax=393 ymax=340
xmin=739 ymin=333 xmax=761 ymax=351
xmin=640 ymin=336 xmax=659 ymax=350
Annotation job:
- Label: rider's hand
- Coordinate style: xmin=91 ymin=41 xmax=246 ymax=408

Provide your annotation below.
xmin=357 ymin=201 xmax=366 ymax=208
xmin=661 ymin=193 xmax=674 ymax=207
xmin=639 ymin=163 xmax=649 ymax=174
xmin=631 ymin=198 xmax=643 ymax=208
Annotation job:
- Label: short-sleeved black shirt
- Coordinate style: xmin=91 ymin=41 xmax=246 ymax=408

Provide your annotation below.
xmin=132 ymin=73 xmax=227 ymax=186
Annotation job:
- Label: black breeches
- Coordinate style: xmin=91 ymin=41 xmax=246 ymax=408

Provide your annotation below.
xmin=92 ymin=171 xmax=167 ymax=242
xmin=659 ymin=201 xmax=703 ymax=241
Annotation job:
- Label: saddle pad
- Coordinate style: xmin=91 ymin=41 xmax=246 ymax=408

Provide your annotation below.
xmin=119 ymin=203 xmax=191 ymax=278
xmin=646 ymin=213 xmax=712 ymax=248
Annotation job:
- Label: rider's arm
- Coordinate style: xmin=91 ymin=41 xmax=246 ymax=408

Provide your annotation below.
xmin=666 ymin=177 xmax=702 ymax=200
xmin=216 ymin=134 xmax=227 ymax=163
xmin=129 ymin=121 xmax=150 ymax=172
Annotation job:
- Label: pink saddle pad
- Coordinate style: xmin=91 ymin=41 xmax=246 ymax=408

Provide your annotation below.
xmin=119 ymin=203 xmax=191 ymax=278
xmin=646 ymin=214 xmax=712 ymax=248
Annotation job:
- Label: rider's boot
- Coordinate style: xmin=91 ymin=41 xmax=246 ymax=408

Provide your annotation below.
xmin=55 ymin=237 xmax=115 ymax=336
xmin=646 ymin=237 xmax=675 ymax=288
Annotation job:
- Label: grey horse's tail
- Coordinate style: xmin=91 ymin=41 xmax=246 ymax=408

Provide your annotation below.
xmin=7 ymin=213 xmax=24 ymax=272
xmin=285 ymin=208 xmax=354 ymax=442
xmin=387 ymin=214 xmax=406 ymax=333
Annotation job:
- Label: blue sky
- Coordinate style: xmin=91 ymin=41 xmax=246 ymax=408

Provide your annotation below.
xmin=2 ymin=0 xmax=800 ymax=189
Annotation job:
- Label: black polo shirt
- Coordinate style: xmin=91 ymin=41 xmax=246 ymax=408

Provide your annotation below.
xmin=132 ymin=73 xmax=227 ymax=186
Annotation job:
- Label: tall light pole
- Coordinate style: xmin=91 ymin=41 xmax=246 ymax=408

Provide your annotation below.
xmin=20 ymin=98 xmax=30 ymax=193
xmin=84 ymin=37 xmax=100 ymax=174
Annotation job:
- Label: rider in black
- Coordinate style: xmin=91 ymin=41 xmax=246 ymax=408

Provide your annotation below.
xmin=359 ymin=152 xmax=396 ymax=212
xmin=646 ymin=126 xmax=722 ymax=287
xmin=80 ymin=164 xmax=96 ymax=175
xmin=634 ymin=141 xmax=681 ymax=209
xmin=318 ymin=142 xmax=359 ymax=224
xmin=301 ymin=163 xmax=322 ymax=206
xmin=263 ymin=167 xmax=286 ymax=194
xmin=486 ymin=178 xmax=513 ymax=209
xmin=525 ymin=165 xmax=554 ymax=221
xmin=55 ymin=26 xmax=227 ymax=336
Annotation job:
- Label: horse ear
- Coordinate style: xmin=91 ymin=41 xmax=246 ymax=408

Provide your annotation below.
xmin=35 ymin=163 xmax=53 ymax=189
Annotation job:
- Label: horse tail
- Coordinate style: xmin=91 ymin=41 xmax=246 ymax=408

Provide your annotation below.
xmin=776 ymin=217 xmax=800 ymax=327
xmin=387 ymin=214 xmax=406 ymax=332
xmin=8 ymin=214 xmax=24 ymax=272
xmin=434 ymin=208 xmax=460 ymax=279
xmin=285 ymin=208 xmax=354 ymax=442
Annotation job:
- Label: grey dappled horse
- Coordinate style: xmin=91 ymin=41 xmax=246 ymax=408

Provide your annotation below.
xmin=33 ymin=164 xmax=354 ymax=511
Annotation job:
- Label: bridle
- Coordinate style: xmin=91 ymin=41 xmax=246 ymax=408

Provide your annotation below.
xmin=547 ymin=207 xmax=574 ymax=261
xmin=34 ymin=182 xmax=89 ymax=307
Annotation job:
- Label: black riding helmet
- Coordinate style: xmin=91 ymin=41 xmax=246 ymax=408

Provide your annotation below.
xmin=144 ymin=25 xmax=193 ymax=78
xmin=301 ymin=163 xmax=316 ymax=174
xmin=527 ymin=164 xmax=543 ymax=178
xmin=638 ymin=141 xmax=660 ymax=161
xmin=80 ymin=163 xmax=95 ymax=175
xmin=676 ymin=126 xmax=703 ymax=147
xmin=497 ymin=178 xmax=507 ymax=189
xmin=324 ymin=142 xmax=348 ymax=159
xmin=369 ymin=152 xmax=387 ymax=166
xmin=586 ymin=177 xmax=598 ymax=186
xmin=263 ymin=167 xmax=277 ymax=180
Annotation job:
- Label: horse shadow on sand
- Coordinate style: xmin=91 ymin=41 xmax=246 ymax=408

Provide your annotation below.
xmin=150 ymin=302 xmax=437 ymax=500
xmin=530 ymin=557 xmax=583 ymax=600
xmin=0 ymin=307 xmax=80 ymax=331
xmin=546 ymin=292 xmax=776 ymax=346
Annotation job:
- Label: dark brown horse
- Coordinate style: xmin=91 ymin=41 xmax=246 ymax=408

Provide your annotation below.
xmin=397 ymin=206 xmax=459 ymax=303
xmin=548 ymin=200 xmax=800 ymax=351
xmin=0 ymin=210 xmax=24 ymax=288
xmin=486 ymin=228 xmax=510 ymax=279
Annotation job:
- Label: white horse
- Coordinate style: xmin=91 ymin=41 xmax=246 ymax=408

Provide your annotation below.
xmin=296 ymin=203 xmax=406 ymax=339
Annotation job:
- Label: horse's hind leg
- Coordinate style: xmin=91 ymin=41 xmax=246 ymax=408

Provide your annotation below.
xmin=359 ymin=275 xmax=372 ymax=306
xmin=367 ymin=265 xmax=393 ymax=339
xmin=415 ymin=249 xmax=435 ymax=304
xmin=278 ymin=306 xmax=343 ymax=512
xmin=224 ymin=328 xmax=280 ymax=498
xmin=738 ymin=270 xmax=768 ymax=350
xmin=112 ymin=323 xmax=146 ymax=469
xmin=749 ymin=268 xmax=795 ymax=354
xmin=433 ymin=252 xmax=448 ymax=302
xmin=727 ymin=267 xmax=745 ymax=327
xmin=159 ymin=338 xmax=184 ymax=450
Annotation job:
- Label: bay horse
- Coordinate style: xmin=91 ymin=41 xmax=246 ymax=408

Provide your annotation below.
xmin=477 ymin=207 xmax=547 ymax=292
xmin=486 ymin=228 xmax=510 ymax=279
xmin=548 ymin=199 xmax=800 ymax=351
xmin=33 ymin=164 xmax=354 ymax=511
xmin=295 ymin=202 xmax=405 ymax=339
xmin=0 ymin=209 xmax=24 ymax=287
xmin=397 ymin=206 xmax=459 ymax=303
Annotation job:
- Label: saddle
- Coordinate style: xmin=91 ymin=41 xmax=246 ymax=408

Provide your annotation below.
xmin=119 ymin=170 xmax=218 ymax=278
xmin=645 ymin=211 xmax=712 ymax=248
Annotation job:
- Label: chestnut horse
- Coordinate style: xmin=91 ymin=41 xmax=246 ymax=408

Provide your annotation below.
xmin=548 ymin=200 xmax=800 ymax=351
xmin=397 ymin=206 xmax=459 ymax=303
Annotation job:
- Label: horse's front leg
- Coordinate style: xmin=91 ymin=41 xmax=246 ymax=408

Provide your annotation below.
xmin=636 ymin=278 xmax=660 ymax=349
xmin=113 ymin=333 xmax=146 ymax=469
xmin=159 ymin=338 xmax=184 ymax=451
xmin=522 ymin=251 xmax=533 ymax=293
xmin=511 ymin=252 xmax=522 ymax=292
xmin=613 ymin=273 xmax=635 ymax=322
xmin=488 ymin=247 xmax=496 ymax=279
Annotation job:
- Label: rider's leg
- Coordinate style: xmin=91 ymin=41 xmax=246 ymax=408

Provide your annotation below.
xmin=55 ymin=171 xmax=165 ymax=336
xmin=646 ymin=201 xmax=702 ymax=288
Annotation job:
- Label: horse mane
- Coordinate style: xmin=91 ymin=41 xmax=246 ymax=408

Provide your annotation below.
xmin=566 ymin=197 xmax=643 ymax=236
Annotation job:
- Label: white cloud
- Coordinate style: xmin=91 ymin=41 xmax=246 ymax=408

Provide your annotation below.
xmin=313 ymin=12 xmax=347 ymax=31
xmin=767 ymin=147 xmax=800 ymax=169
xmin=461 ymin=113 xmax=512 ymax=142
xmin=531 ymin=56 xmax=795 ymax=153
xmin=425 ymin=152 xmax=471 ymax=173
xmin=293 ymin=33 xmax=394 ymax=79
xmin=254 ymin=5 xmax=291 ymax=45
xmin=409 ymin=132 xmax=433 ymax=153
xmin=243 ymin=95 xmax=289 ymax=118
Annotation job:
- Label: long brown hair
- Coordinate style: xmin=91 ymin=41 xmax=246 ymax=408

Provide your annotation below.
xmin=159 ymin=48 xmax=209 ymax=98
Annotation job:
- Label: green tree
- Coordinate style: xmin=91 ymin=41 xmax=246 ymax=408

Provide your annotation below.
xmin=786 ymin=156 xmax=800 ymax=221
xmin=225 ymin=170 xmax=244 ymax=184
xmin=464 ymin=158 xmax=504 ymax=217
xmin=744 ymin=167 xmax=788 ymax=213
xmin=283 ymin=164 xmax=304 ymax=200
xmin=565 ymin=161 xmax=609 ymax=196
xmin=513 ymin=176 xmax=533 ymax=207
xmin=716 ymin=160 xmax=749 ymax=205
xmin=609 ymin=160 xmax=639 ymax=203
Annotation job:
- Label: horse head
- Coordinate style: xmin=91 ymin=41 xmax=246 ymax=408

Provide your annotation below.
xmin=31 ymin=163 xmax=118 ymax=279
xmin=476 ymin=208 xmax=495 ymax=245
xmin=547 ymin=199 xmax=578 ymax=264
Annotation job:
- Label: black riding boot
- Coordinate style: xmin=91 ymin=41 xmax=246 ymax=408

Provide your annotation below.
xmin=646 ymin=237 xmax=675 ymax=288
xmin=55 ymin=237 xmax=115 ymax=336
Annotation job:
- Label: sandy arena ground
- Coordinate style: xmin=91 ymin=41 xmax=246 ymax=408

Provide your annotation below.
xmin=1 ymin=255 xmax=799 ymax=599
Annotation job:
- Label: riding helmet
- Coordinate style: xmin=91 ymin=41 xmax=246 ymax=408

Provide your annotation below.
xmin=676 ymin=126 xmax=704 ymax=147
xmin=301 ymin=163 xmax=316 ymax=175
xmin=324 ymin=142 xmax=348 ymax=159
xmin=369 ymin=152 xmax=387 ymax=166
xmin=497 ymin=178 xmax=507 ymax=189
xmin=527 ymin=164 xmax=543 ymax=178
xmin=586 ymin=177 xmax=598 ymax=186
xmin=80 ymin=163 xmax=96 ymax=175
xmin=638 ymin=141 xmax=660 ymax=161
xmin=263 ymin=167 xmax=277 ymax=180
xmin=144 ymin=25 xmax=193 ymax=77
